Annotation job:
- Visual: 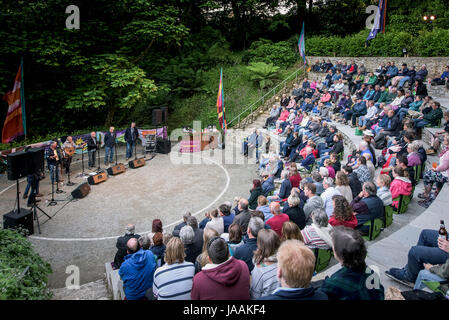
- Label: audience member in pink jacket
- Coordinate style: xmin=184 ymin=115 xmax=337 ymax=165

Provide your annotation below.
xmin=320 ymin=90 xmax=332 ymax=103
xmin=390 ymin=167 xmax=412 ymax=208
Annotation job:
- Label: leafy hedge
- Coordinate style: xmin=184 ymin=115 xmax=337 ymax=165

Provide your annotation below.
xmin=305 ymin=29 xmax=449 ymax=57
xmin=0 ymin=228 xmax=53 ymax=300
xmin=242 ymin=39 xmax=299 ymax=67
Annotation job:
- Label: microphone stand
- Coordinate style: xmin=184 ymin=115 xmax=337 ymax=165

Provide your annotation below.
xmin=97 ymin=140 xmax=101 ymax=172
xmin=77 ymin=147 xmax=88 ymax=178
xmin=115 ymin=140 xmax=118 ymax=165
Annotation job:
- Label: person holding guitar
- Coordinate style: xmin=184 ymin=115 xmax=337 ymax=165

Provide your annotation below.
xmin=46 ymin=141 xmax=60 ymax=187
xmin=62 ymin=136 xmax=85 ymax=175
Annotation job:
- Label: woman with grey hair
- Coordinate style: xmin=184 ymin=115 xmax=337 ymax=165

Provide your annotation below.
xmin=406 ymin=141 xmax=421 ymax=167
xmin=179 ymin=225 xmax=197 ymax=263
xmin=301 ymin=208 xmax=333 ymax=250
xmin=284 ymin=194 xmax=306 ymax=230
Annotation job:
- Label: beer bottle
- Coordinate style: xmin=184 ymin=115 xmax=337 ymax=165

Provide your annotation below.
xmin=439 ymin=220 xmax=448 ymax=240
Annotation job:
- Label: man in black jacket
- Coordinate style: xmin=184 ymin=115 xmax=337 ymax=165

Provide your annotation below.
xmin=186 ymin=216 xmax=203 ymax=263
xmin=233 ymin=199 xmax=252 ymax=236
xmin=342 ymin=165 xmax=362 ymax=199
xmin=233 ymin=217 xmax=264 ymax=272
xmin=104 ymin=126 xmax=117 ymax=165
xmin=113 ymin=224 xmax=140 ymax=269
xmin=374 ymin=110 xmax=400 ymax=146
xmin=124 ymin=122 xmax=139 ymax=160
xmin=172 ymin=211 xmax=192 ymax=237
xmin=87 ymin=131 xmax=97 ymax=168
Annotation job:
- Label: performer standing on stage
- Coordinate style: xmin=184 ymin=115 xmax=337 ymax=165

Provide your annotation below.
xmin=104 ymin=126 xmax=117 ymax=166
xmin=125 ymin=122 xmax=139 ymax=160
xmin=46 ymin=141 xmax=60 ymax=188
xmin=62 ymin=136 xmax=84 ymax=175
xmin=87 ymin=132 xmax=97 ymax=168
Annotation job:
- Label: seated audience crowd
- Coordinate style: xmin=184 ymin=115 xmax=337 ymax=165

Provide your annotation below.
xmin=114 ymin=59 xmax=449 ymax=300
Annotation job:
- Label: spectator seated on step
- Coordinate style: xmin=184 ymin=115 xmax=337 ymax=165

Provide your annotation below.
xmin=267 ymin=170 xmax=292 ymax=204
xmin=113 ymin=224 xmax=141 ymax=269
xmin=412 ymin=101 xmax=443 ymax=129
xmin=152 ymin=237 xmax=195 ymax=300
xmin=320 ymin=226 xmax=385 ymax=300
xmin=389 ymin=166 xmax=412 ymax=209
xmin=375 ymin=174 xmax=393 ymax=206
xmin=172 ymin=212 xmax=192 ymax=238
xmin=264 ymin=104 xmax=281 ymax=128
xmin=233 ymin=217 xmax=265 ymax=273
xmin=301 ymin=208 xmax=333 ymax=250
xmin=427 ymin=111 xmax=449 ymax=154
xmin=430 ymin=66 xmax=449 ymax=87
xmin=386 ymin=229 xmax=449 ymax=288
xmin=119 ymin=238 xmax=157 ymax=300
xmin=218 ymin=202 xmax=234 ymax=233
xmin=303 ymin=182 xmax=324 ymax=225
xmin=150 ymin=232 xmax=166 ymax=266
xmin=258 ymin=239 xmax=328 ymax=300
xmin=328 ymin=195 xmax=357 ymax=229
xmin=299 ymin=147 xmax=316 ymax=171
xmin=275 ymin=107 xmax=290 ymax=132
xmin=191 ymin=236 xmax=251 ymax=300
xmin=350 ymin=181 xmax=384 ymax=235
xmin=406 ymin=141 xmax=422 ymax=167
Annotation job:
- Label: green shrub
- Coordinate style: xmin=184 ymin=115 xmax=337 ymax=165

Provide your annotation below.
xmin=0 ymin=228 xmax=53 ymax=300
xmin=305 ymin=29 xmax=448 ymax=57
xmin=244 ymin=39 xmax=298 ymax=67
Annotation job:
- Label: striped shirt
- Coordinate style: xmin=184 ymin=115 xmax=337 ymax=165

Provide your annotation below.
xmin=301 ymin=225 xmax=331 ymax=250
xmin=152 ymin=261 xmax=195 ymax=300
xmin=250 ymin=263 xmax=280 ymax=299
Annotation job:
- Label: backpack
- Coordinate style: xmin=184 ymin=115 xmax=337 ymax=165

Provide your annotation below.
xmin=375 ymin=137 xmax=387 ymax=149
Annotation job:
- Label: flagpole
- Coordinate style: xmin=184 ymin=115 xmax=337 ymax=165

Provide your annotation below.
xmin=20 ymin=57 xmax=27 ymax=141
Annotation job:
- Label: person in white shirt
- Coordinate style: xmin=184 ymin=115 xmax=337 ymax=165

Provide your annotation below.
xmin=320 ymin=177 xmax=341 ymax=217
xmin=205 ymin=209 xmax=224 ymax=235
xmin=358 ymin=100 xmax=378 ymax=129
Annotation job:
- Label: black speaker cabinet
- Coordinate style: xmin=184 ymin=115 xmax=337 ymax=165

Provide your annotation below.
xmin=27 ymin=147 xmax=45 ymax=174
xmin=71 ymin=182 xmax=91 ymax=199
xmin=7 ymin=151 xmax=30 ymax=180
xmin=107 ymin=163 xmax=126 ymax=176
xmin=3 ymin=209 xmax=34 ymax=235
xmin=152 ymin=109 xmax=163 ymax=126
xmin=156 ymin=138 xmax=171 ymax=154
xmin=129 ymin=158 xmax=145 ymax=169
xmin=160 ymin=107 xmax=168 ymax=122
xmin=87 ymin=172 xmax=108 ymax=185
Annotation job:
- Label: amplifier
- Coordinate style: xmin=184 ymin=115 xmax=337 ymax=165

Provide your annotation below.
xmin=71 ymin=182 xmax=91 ymax=199
xmin=107 ymin=163 xmax=126 ymax=176
xmin=129 ymin=157 xmax=145 ymax=169
xmin=87 ymin=171 xmax=108 ymax=185
xmin=3 ymin=209 xmax=34 ymax=235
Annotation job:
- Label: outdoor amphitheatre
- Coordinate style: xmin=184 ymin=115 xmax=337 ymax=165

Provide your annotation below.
xmin=0 ymin=0 xmax=449 ymax=304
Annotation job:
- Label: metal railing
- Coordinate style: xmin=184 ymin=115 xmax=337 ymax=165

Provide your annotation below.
xmin=227 ymin=64 xmax=306 ymax=128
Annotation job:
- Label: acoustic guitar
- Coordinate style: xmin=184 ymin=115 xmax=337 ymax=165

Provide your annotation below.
xmin=64 ymin=142 xmax=86 ymax=158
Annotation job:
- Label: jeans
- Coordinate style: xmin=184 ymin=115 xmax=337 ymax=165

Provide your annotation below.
xmin=280 ymin=142 xmax=290 ymax=156
xmin=398 ymin=76 xmax=411 ymax=88
xmin=413 ymin=119 xmax=429 ymax=128
xmin=397 ymin=108 xmax=409 ymax=122
xmin=126 ymin=142 xmax=135 ymax=159
xmin=24 ymin=176 xmax=39 ymax=197
xmin=319 ymin=154 xmax=331 ymax=167
xmin=104 ymin=146 xmax=115 ymax=164
xmin=88 ymin=150 xmax=96 ymax=167
xmin=317 ymin=143 xmax=330 ymax=157
xmin=49 ymin=164 xmax=59 ymax=184
xmin=404 ymin=229 xmax=449 ymax=281
xmin=413 ymin=269 xmax=445 ymax=290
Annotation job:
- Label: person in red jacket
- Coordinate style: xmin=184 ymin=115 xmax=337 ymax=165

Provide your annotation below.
xmin=191 ymin=237 xmax=250 ymax=300
xmin=266 ymin=202 xmax=290 ymax=237
xmin=289 ymin=167 xmax=302 ymax=188
xmin=328 ymin=195 xmax=358 ymax=229
xmin=390 ymin=166 xmax=412 ymax=209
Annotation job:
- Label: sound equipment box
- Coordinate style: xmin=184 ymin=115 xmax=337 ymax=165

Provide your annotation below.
xmin=156 ymin=138 xmax=171 ymax=154
xmin=129 ymin=157 xmax=145 ymax=169
xmin=3 ymin=209 xmax=34 ymax=235
xmin=71 ymin=182 xmax=91 ymax=199
xmin=107 ymin=163 xmax=126 ymax=176
xmin=7 ymin=147 xmax=45 ymax=181
xmin=87 ymin=171 xmax=108 ymax=185
xmin=7 ymin=151 xmax=29 ymax=180
xmin=152 ymin=109 xmax=163 ymax=126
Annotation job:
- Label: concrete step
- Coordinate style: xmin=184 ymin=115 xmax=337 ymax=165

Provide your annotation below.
xmin=51 ymin=279 xmax=112 ymax=300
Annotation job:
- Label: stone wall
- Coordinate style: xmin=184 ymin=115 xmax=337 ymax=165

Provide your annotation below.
xmin=306 ymin=56 xmax=449 ymax=79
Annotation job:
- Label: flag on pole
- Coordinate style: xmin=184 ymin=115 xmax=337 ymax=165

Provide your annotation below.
xmin=366 ymin=0 xmax=387 ymax=46
xmin=2 ymin=58 xmax=26 ymax=144
xmin=298 ymin=22 xmax=306 ymax=66
xmin=216 ymin=68 xmax=227 ymax=133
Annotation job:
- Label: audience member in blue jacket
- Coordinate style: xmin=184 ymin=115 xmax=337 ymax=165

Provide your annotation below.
xmin=362 ymin=85 xmax=375 ymax=101
xmin=262 ymin=174 xmax=275 ymax=196
xmin=119 ymin=238 xmax=157 ymax=300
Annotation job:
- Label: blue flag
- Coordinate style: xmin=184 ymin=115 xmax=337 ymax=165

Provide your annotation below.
xmin=298 ymin=22 xmax=306 ymax=65
xmin=366 ymin=0 xmax=387 ymax=46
